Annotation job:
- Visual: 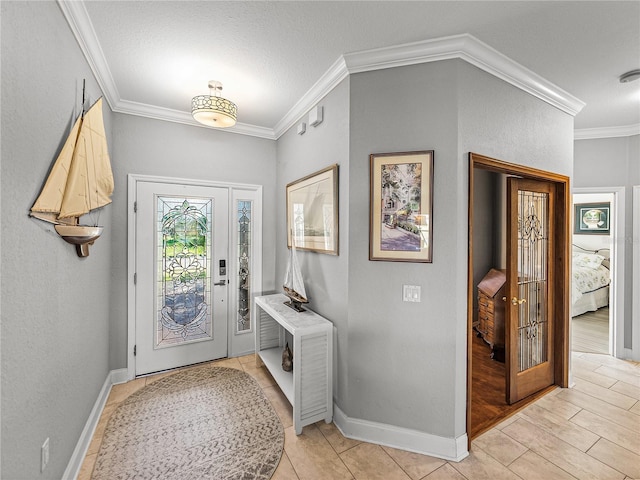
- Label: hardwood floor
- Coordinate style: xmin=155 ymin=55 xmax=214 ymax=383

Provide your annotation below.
xmin=470 ymin=306 xmax=611 ymax=439
xmin=469 ymin=334 xmax=551 ymax=439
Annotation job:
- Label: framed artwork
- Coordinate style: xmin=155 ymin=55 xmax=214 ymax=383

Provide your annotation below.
xmin=370 ymin=151 xmax=434 ymax=262
xmin=286 ymin=164 xmax=339 ymax=255
xmin=574 ymin=202 xmax=610 ymax=235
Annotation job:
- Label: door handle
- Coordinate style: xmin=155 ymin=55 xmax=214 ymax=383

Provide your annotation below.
xmin=511 ymin=296 xmax=526 ymax=306
xmin=214 ymin=280 xmax=227 ymax=286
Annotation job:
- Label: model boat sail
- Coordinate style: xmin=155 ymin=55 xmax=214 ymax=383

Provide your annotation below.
xmin=30 ymin=97 xmax=114 ymax=257
xmin=283 ymin=240 xmax=308 ymax=312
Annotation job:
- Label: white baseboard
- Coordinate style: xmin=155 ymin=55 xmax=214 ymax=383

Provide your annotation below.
xmin=110 ymin=368 xmax=129 ymax=385
xmin=62 ymin=371 xmax=114 ymax=480
xmin=63 ymin=368 xmax=127 ymax=479
xmin=333 ymin=405 xmax=469 ymax=462
xmin=621 ymin=348 xmax=636 ymax=362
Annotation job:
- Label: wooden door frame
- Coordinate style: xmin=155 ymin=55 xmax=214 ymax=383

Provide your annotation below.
xmin=466 ymin=153 xmax=570 ymax=442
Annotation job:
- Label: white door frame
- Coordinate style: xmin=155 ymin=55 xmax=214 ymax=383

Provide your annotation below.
xmin=572 ymin=186 xmax=625 ymax=358
xmin=633 ymin=186 xmax=640 ymax=361
xmin=127 ymin=174 xmax=263 ymax=380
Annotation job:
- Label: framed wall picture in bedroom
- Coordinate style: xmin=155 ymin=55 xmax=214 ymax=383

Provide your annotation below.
xmin=369 ymin=150 xmax=434 ymax=262
xmin=574 ymin=202 xmax=610 ymax=235
xmin=286 ymin=164 xmax=339 ymax=255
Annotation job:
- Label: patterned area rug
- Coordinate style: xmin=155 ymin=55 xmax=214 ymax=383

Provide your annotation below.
xmin=92 ymin=366 xmax=284 ymax=480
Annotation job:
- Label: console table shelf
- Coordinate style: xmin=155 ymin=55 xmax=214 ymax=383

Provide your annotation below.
xmin=254 ymin=294 xmax=333 ymax=434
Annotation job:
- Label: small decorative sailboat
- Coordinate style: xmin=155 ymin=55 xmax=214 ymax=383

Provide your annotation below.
xmin=283 ymin=239 xmax=308 ymax=312
xmin=30 ymin=94 xmax=114 ymax=257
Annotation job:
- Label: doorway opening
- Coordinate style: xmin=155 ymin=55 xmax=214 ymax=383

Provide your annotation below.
xmin=571 ymin=187 xmax=626 ymax=359
xmin=467 ymin=153 xmax=570 ymax=441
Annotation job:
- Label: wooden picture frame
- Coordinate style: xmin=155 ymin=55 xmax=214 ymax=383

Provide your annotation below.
xmin=370 ymin=151 xmax=434 ymax=262
xmin=286 ymin=164 xmax=339 ymax=255
xmin=574 ymin=202 xmax=610 ymax=235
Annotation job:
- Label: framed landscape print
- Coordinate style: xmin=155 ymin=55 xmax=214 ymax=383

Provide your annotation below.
xmin=286 ymin=164 xmax=339 ymax=255
xmin=369 ymin=151 xmax=434 ymax=262
xmin=574 ymin=202 xmax=610 ymax=235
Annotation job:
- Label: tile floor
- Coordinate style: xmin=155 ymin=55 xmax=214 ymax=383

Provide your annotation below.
xmin=78 ymin=351 xmax=640 ymax=479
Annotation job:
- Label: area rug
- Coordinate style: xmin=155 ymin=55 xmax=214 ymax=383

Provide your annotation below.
xmin=92 ymin=366 xmax=284 ymax=480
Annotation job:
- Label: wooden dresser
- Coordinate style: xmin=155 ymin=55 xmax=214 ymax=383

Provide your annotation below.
xmin=477 ymin=269 xmax=506 ymax=361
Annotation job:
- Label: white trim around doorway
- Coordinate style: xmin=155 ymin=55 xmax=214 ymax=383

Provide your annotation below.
xmin=633 ymin=186 xmax=640 ymax=361
xmin=572 ymin=186 xmax=625 ymax=358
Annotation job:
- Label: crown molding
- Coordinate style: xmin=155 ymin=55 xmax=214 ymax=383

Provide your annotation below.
xmin=274 ymin=56 xmax=349 ymax=138
xmin=342 ymin=34 xmax=585 ymax=117
xmin=57 ymin=0 xmax=120 ymax=111
xmin=574 ymin=123 xmax=640 ymax=140
xmin=114 ymin=100 xmax=276 ymax=139
xmin=280 ymin=34 xmax=585 ymax=139
xmin=57 ymin=1 xmax=275 ymax=140
xmin=60 ymin=2 xmax=586 ymax=141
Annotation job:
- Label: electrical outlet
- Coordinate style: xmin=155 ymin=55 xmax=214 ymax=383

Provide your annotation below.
xmin=41 ymin=437 xmax=49 ymax=472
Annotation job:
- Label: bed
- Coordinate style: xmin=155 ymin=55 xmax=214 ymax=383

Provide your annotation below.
xmin=572 ymin=245 xmax=611 ymax=317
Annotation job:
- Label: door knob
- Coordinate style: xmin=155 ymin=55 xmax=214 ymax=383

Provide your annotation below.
xmin=511 ymin=296 xmax=527 ymax=306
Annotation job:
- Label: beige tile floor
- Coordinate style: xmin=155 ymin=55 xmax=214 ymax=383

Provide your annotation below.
xmin=78 ymin=351 xmax=640 ymax=479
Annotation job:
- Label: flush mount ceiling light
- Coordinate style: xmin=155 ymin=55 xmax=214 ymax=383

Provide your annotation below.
xmin=619 ymin=69 xmax=640 ymax=83
xmin=191 ymin=80 xmax=237 ymax=128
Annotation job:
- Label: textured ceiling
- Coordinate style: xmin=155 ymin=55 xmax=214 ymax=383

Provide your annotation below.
xmin=80 ymin=1 xmax=639 ymax=134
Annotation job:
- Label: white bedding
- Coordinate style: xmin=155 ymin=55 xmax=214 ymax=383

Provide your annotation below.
xmin=571 ymin=251 xmax=610 ymax=316
xmin=572 ymin=263 xmax=610 ymax=302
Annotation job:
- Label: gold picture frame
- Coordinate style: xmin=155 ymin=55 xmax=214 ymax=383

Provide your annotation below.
xmin=286 ymin=164 xmax=339 ymax=255
xmin=370 ymin=151 xmax=434 ymax=262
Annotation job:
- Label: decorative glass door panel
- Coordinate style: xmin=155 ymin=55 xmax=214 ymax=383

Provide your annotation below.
xmin=516 ymin=190 xmax=548 ymax=371
xmin=156 ymin=197 xmax=212 ymax=347
xmin=135 ymin=182 xmax=228 ymax=376
xmin=236 ymin=200 xmax=252 ymax=333
xmin=507 ymin=178 xmax=554 ymax=404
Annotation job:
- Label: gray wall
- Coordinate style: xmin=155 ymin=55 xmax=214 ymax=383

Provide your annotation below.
xmin=1 ymin=3 xmax=278 ymax=477
xmin=1 ymin=1 xmax=584 ymax=474
xmin=347 ymin=61 xmax=460 ymax=437
xmin=574 ymin=135 xmax=640 ymax=349
xmin=1 ymin=2 xmax=113 ymax=478
xmin=275 ymin=78 xmax=350 ymax=405
xmin=109 ymin=114 xmax=277 ymax=369
xmin=344 ymin=60 xmax=573 ymax=439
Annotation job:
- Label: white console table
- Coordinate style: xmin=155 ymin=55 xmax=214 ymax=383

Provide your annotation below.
xmin=254 ymin=293 xmax=333 ymax=434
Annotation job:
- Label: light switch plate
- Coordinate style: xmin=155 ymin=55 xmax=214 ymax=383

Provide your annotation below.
xmin=403 ymin=285 xmax=421 ymax=302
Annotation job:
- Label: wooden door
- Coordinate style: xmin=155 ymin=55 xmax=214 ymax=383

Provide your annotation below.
xmin=506 ymin=177 xmax=555 ymax=404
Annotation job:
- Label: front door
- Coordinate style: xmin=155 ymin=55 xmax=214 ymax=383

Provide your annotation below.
xmin=506 ymin=178 xmax=555 ymax=403
xmin=135 ymin=181 xmax=229 ymax=376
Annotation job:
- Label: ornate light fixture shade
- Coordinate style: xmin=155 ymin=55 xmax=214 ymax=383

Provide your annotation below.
xmin=619 ymin=69 xmax=640 ymax=83
xmin=191 ymin=81 xmax=237 ymax=128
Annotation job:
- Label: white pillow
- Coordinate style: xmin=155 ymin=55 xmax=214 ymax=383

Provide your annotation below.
xmin=572 ymin=252 xmax=605 ymax=269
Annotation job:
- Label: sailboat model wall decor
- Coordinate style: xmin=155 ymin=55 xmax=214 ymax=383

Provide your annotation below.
xmin=283 ymin=239 xmax=308 ymax=312
xmin=30 ymin=95 xmax=114 ymax=257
